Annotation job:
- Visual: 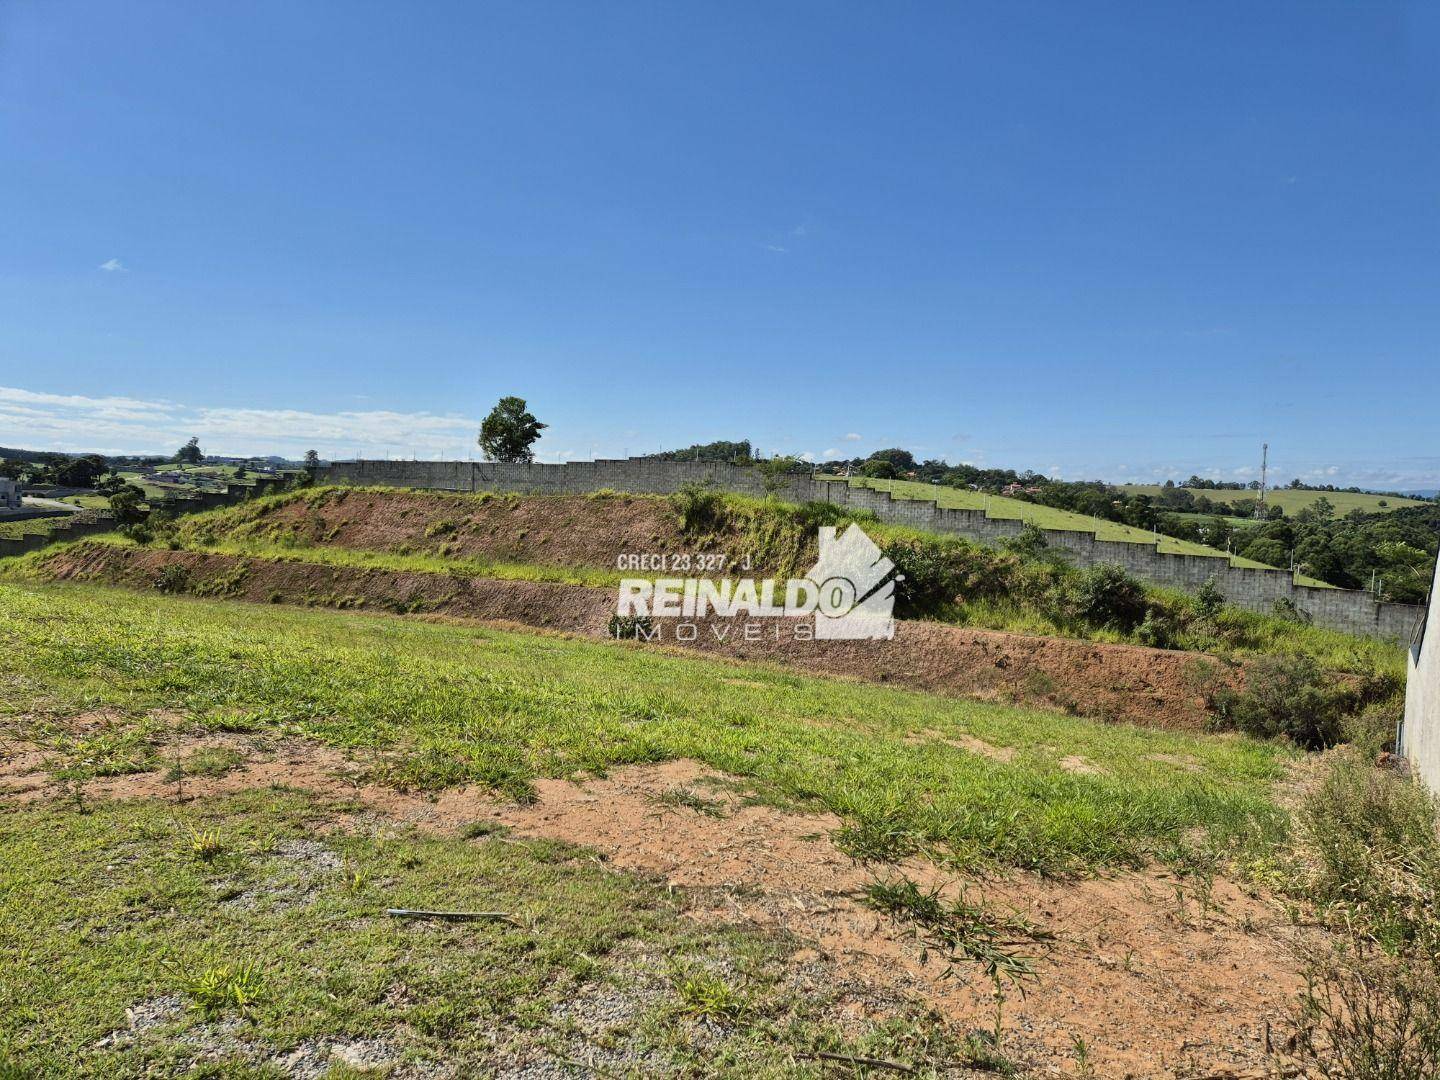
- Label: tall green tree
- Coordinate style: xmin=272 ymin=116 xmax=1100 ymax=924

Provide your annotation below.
xmin=174 ymin=437 xmax=203 ymax=465
xmin=478 ymin=397 xmax=546 ymax=463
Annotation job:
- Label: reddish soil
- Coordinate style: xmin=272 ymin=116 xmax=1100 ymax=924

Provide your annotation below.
xmin=227 ymin=488 xmax=685 ymax=570
xmin=40 ymin=543 xmax=1243 ymax=730
xmin=0 ymin=731 xmax=1312 ymax=1079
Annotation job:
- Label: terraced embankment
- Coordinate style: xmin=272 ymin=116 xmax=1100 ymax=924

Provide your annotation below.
xmin=39 ymin=539 xmax=1239 ymax=730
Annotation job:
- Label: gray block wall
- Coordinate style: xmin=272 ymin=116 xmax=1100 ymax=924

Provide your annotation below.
xmin=1402 ymin=555 xmax=1439 ymax=787
xmin=319 ymin=458 xmax=1424 ymax=642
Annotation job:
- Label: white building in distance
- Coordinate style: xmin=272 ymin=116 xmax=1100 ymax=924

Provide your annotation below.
xmin=0 ymin=478 xmax=21 ymax=511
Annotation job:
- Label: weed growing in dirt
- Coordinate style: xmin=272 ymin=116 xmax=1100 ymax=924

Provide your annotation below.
xmin=459 ymin=820 xmax=510 ymax=839
xmin=652 ymin=786 xmax=727 ymax=817
xmin=180 ymin=960 xmax=265 ymax=1015
xmin=672 ymin=970 xmax=749 ymax=1023
xmin=165 ymin=746 xmax=245 ymax=782
xmin=862 ymin=875 xmax=1051 ymax=986
xmin=186 ymin=828 xmax=227 ymax=862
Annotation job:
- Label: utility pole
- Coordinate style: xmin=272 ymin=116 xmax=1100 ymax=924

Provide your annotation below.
xmin=1254 ymin=442 xmax=1269 ymax=520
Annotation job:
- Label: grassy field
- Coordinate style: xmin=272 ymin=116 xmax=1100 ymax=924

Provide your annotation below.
xmin=0 ymin=581 xmax=1288 ymax=875
xmin=4 ymin=787 xmax=978 ymax=1078
xmin=1120 ymin=485 xmax=1429 ymax=516
xmin=849 ymin=477 xmax=1279 ymax=568
xmin=0 ymin=516 xmax=75 ymax=540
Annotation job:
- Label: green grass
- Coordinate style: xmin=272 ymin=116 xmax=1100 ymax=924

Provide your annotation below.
xmin=19 ymin=513 xmax=1402 ymax=679
xmin=0 ymin=580 xmax=1290 ymax=874
xmin=1121 ymin=485 xmax=1429 ymax=516
xmin=849 ymin=477 xmax=1281 ymax=567
xmin=0 ymin=517 xmax=74 ymax=540
xmin=1 ymin=790 xmax=966 ymax=1077
xmin=101 ymin=531 xmax=633 ymax=589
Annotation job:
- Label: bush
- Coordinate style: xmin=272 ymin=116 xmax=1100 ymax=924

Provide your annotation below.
xmin=1296 ymin=940 xmax=1440 ymax=1080
xmin=1296 ymin=749 xmax=1440 ymax=938
xmin=1272 ymin=596 xmax=1314 ymax=624
xmin=607 ymin=614 xmax=656 ymax=641
xmin=153 ymin=564 xmax=191 ymax=595
xmin=1135 ymin=608 xmax=1181 ymax=650
xmin=1210 ymin=653 xmax=1339 ymax=748
xmin=120 ymin=522 xmax=154 ymax=545
xmin=1071 ymin=565 xmax=1148 ymax=632
xmin=1194 ymin=577 xmax=1226 ymax=621
xmin=882 ymin=538 xmax=1014 ymax=619
xmin=1345 ymin=699 xmax=1403 ymax=756
xmin=672 ymin=483 xmax=725 ymax=534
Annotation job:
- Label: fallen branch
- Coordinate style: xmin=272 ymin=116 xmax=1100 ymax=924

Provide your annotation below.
xmin=385 ymin=908 xmax=515 ymax=923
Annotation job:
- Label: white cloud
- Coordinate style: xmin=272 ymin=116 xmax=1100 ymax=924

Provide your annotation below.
xmin=764 ymin=244 xmax=788 ymax=254
xmin=98 ymin=258 xmax=127 ymax=272
xmin=0 ymin=384 xmax=490 ymax=460
xmin=822 ymin=448 xmax=840 ymax=459
xmin=843 ymin=432 xmax=862 ymax=442
xmin=799 ymin=451 xmax=815 ymax=463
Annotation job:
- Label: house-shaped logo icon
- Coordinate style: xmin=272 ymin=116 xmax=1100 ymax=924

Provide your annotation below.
xmin=804 ymin=523 xmax=899 ymax=640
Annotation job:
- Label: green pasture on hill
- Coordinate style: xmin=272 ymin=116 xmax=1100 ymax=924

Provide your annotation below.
xmin=848 ymin=477 xmax=1279 ymax=567
xmin=1119 ymin=485 xmax=1427 ymax=516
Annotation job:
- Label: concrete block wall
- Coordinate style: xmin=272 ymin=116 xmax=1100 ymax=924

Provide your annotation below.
xmin=317 ymin=458 xmax=1424 ymax=641
xmin=1402 ymin=555 xmax=1439 ymax=787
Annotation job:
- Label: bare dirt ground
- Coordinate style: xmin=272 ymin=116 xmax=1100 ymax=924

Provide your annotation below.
xmin=1 ymin=725 xmax=1311 ymax=1079
xmin=235 ymin=489 xmax=686 ymax=569
xmin=40 ymin=544 xmax=1242 ymax=731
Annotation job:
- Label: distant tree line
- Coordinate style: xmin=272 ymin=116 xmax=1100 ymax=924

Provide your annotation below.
xmin=646 ymin=439 xmax=757 ymax=464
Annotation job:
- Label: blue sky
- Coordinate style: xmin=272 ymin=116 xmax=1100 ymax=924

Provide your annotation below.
xmin=1 ymin=2 xmax=1437 ymax=489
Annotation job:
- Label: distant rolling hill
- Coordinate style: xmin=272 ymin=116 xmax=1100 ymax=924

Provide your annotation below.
xmin=1119 ymin=485 xmax=1428 ymax=516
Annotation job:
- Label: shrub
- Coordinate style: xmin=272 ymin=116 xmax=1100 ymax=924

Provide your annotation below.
xmin=883 ymin=538 xmax=1014 ymax=619
xmin=1345 ymin=699 xmax=1403 ymax=756
xmin=672 ymin=482 xmax=725 ymax=534
xmin=1071 ymin=565 xmax=1148 ymax=632
xmin=756 ymin=455 xmax=807 ymax=496
xmin=1135 ymin=608 xmax=1181 ymax=650
xmin=153 ymin=564 xmax=191 ymax=595
xmin=790 ymin=500 xmax=865 ymax=532
xmin=1295 ymin=748 xmax=1440 ymax=938
xmin=1295 ymin=941 xmax=1440 ymax=1080
xmin=608 ymin=614 xmax=656 ymax=641
xmin=1210 ymin=653 xmax=1339 ymax=748
xmin=1272 ymin=596 xmax=1314 ymax=624
xmin=1194 ymin=577 xmax=1226 ymax=620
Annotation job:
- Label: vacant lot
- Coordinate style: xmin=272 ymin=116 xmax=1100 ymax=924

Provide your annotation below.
xmin=5 ymin=482 xmax=1414 ymax=1077
xmin=0 ymin=578 xmax=1315 ymax=1077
